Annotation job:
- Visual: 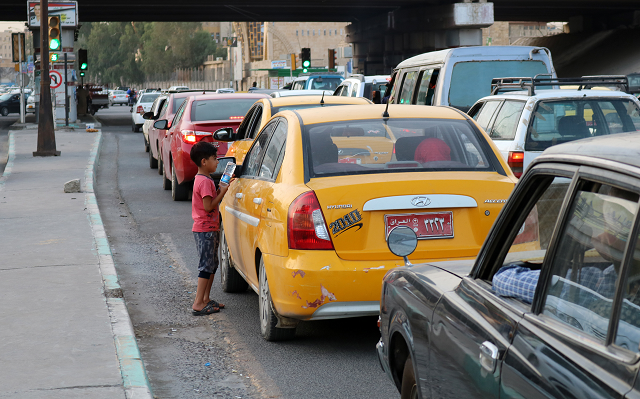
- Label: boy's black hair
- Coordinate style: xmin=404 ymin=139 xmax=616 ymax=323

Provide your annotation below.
xmin=190 ymin=141 xmax=218 ymax=166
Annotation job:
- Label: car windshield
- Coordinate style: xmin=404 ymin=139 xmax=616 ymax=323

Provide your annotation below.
xmin=308 ymin=77 xmax=342 ymax=91
xmin=449 ymin=60 xmax=549 ymax=111
xmin=140 ymin=94 xmax=160 ymax=103
xmin=526 ymin=98 xmax=640 ymax=152
xmin=191 ymin=99 xmax=258 ymax=121
xmin=0 ymin=94 xmax=11 ymax=101
xmin=304 ymin=118 xmax=496 ymax=178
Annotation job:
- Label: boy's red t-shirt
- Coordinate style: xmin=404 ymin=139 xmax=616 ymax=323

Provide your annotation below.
xmin=192 ymin=174 xmax=220 ymax=232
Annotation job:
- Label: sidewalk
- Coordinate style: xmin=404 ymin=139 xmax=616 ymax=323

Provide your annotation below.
xmin=0 ymin=128 xmax=150 ymax=398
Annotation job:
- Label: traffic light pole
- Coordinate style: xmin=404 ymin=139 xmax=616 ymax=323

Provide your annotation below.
xmin=18 ymin=33 xmax=24 ymax=124
xmin=64 ymin=52 xmax=68 ymax=126
xmin=34 ymin=0 xmax=60 ymax=157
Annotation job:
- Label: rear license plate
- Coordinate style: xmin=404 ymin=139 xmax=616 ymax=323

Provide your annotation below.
xmin=385 ymin=212 xmax=454 ymax=240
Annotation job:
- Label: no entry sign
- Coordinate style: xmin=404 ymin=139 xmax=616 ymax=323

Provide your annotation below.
xmin=49 ymin=70 xmax=62 ymax=89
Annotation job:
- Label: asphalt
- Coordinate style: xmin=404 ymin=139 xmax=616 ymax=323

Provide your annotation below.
xmin=0 ymin=121 xmax=152 ymax=398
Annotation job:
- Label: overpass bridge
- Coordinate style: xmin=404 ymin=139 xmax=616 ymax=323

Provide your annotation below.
xmin=4 ymin=0 xmax=640 ymax=74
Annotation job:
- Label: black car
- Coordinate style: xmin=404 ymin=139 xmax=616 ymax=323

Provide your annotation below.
xmin=378 ymin=132 xmax=640 ymax=398
xmin=0 ymin=93 xmax=20 ymax=116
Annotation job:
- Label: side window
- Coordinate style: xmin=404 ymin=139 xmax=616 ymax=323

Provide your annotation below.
xmin=258 ymin=120 xmax=287 ymax=179
xmin=350 ymin=83 xmax=359 ymax=97
xmin=248 ymin=106 xmax=264 ymax=139
xmin=475 ymin=101 xmax=502 ymax=132
xmin=542 ymin=183 xmax=638 ymax=343
xmin=243 ymin=122 xmax=277 ymax=177
xmin=398 ymin=71 xmax=418 ymax=104
xmin=340 ymin=84 xmax=350 ymax=97
xmin=171 ymin=102 xmax=186 ymax=127
xmin=490 ymin=101 xmax=525 ymax=140
xmin=489 ymin=174 xmax=572 ymax=305
xmin=615 ymin=229 xmax=640 ymax=352
xmin=236 ymin=106 xmax=256 ymax=140
xmin=414 ymin=69 xmax=434 ymax=105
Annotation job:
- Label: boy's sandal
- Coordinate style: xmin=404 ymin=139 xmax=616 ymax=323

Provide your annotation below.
xmin=192 ymin=303 xmax=220 ymax=316
xmin=208 ymin=299 xmax=225 ymax=309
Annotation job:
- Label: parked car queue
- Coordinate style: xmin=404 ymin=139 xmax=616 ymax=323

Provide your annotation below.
xmin=131 ymin=45 xmax=640 ymax=399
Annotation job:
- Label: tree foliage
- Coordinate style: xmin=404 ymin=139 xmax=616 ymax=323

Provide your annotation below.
xmin=77 ymin=22 xmax=225 ymax=85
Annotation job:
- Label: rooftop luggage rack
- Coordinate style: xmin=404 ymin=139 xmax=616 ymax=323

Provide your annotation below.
xmin=490 ymin=74 xmax=630 ymax=96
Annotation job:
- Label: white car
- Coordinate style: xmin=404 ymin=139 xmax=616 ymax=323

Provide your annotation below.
xmin=26 ymin=93 xmax=35 ymax=114
xmin=468 ymin=75 xmax=640 ymax=177
xmin=142 ymin=95 xmax=167 ymax=151
xmin=215 ymin=88 xmax=235 ymax=93
xmin=333 ymin=75 xmax=389 ymax=102
xmin=131 ymin=92 xmax=162 ymax=132
xmin=109 ymin=90 xmax=129 ymax=106
xmin=270 ymin=89 xmax=333 ymax=98
xmin=167 ymin=85 xmax=189 ymax=92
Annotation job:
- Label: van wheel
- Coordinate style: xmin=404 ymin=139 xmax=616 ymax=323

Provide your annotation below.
xmin=400 ymin=357 xmax=418 ymax=399
xmin=219 ymin=225 xmax=248 ymax=293
xmin=259 ymin=258 xmax=296 ymax=341
xmin=171 ymin=163 xmax=189 ymax=201
xmin=148 ymin=148 xmax=157 ymax=169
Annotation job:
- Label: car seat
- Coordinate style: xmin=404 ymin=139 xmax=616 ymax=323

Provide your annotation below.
xmin=414 ymin=138 xmax=451 ymax=163
xmin=558 ymin=116 xmax=590 ymax=139
xmin=341 ymin=127 xmax=365 ymax=137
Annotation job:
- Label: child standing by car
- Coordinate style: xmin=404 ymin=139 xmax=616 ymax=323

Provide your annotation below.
xmin=189 ymin=142 xmax=230 ymax=315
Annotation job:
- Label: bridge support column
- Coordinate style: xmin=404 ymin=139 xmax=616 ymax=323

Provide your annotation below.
xmin=347 ymin=1 xmax=494 ymax=75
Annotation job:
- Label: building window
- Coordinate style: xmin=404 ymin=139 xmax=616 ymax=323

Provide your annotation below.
xmin=324 ymin=29 xmax=326 ymax=35
xmin=335 ymin=29 xmax=338 ymax=35
xmin=296 ymin=30 xmax=298 ymax=36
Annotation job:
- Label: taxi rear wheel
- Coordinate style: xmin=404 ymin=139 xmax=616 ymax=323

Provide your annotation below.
xmin=400 ymin=357 xmax=418 ymax=399
xmin=219 ymin=226 xmax=248 ymax=293
xmin=259 ymin=258 xmax=296 ymax=341
xmin=171 ymin=163 xmax=189 ymax=201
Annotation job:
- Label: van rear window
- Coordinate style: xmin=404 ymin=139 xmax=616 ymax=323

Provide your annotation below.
xmin=449 ymin=61 xmax=548 ymax=111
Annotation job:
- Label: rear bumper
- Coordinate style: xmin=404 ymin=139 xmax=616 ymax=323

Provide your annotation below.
xmin=263 ymin=250 xmax=412 ymax=320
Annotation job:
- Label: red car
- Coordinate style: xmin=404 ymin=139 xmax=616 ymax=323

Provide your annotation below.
xmin=147 ymin=91 xmax=196 ymax=176
xmin=157 ymin=93 xmax=269 ymax=201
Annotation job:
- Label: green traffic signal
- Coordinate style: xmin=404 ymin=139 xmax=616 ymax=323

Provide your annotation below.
xmin=80 ymin=62 xmax=87 ymax=70
xmin=50 ymin=53 xmax=59 ymax=62
xmin=302 ymin=60 xmax=310 ymax=68
xmin=49 ymin=38 xmax=61 ymax=51
xmin=80 ymin=71 xmax=85 ymax=77
xmin=303 ymin=68 xmax=308 ymax=73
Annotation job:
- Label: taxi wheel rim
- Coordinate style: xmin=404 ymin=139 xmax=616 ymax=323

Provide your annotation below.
xmin=259 ymin=262 xmax=270 ymax=333
xmin=220 ymin=230 xmax=228 ymax=283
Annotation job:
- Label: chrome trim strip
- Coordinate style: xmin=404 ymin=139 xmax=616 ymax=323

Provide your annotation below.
xmin=310 ymin=301 xmax=380 ymax=320
xmin=363 ymin=194 xmax=477 ymax=211
xmin=225 ymin=206 xmax=259 ymax=227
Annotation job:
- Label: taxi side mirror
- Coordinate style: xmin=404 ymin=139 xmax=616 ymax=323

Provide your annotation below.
xmin=213 ymin=127 xmax=234 ymax=142
xmin=154 ymin=119 xmax=168 ymax=130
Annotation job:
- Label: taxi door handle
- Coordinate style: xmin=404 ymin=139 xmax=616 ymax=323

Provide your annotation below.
xmin=236 ymin=193 xmax=243 ymax=199
xmin=253 ymin=198 xmax=263 ymax=204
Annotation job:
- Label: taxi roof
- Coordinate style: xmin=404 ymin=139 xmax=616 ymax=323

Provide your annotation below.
xmin=289 ymin=104 xmax=467 ymax=125
xmin=267 ymin=95 xmax=371 ymax=107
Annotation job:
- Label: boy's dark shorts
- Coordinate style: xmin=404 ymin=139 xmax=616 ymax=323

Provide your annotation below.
xmin=193 ymin=231 xmax=219 ymax=278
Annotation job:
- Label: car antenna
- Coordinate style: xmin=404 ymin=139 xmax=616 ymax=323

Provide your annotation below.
xmin=382 ymin=100 xmax=390 ymax=118
xmin=320 ymin=91 xmax=325 ymax=106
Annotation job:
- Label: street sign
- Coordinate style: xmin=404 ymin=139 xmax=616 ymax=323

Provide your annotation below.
xmin=271 ymin=60 xmax=286 ymax=69
xmin=27 ymin=1 xmax=78 ymax=28
xmin=50 ymin=70 xmax=63 ymax=89
xmin=11 ymin=33 xmax=26 ymax=62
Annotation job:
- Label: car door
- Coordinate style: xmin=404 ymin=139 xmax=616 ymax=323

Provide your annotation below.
xmin=428 ymin=166 xmax=576 ymax=398
xmin=239 ymin=119 xmax=288 ymax=284
xmin=501 ymin=170 xmax=640 ymax=399
xmin=224 ymin=120 xmax=277 ymax=288
xmin=488 ymin=100 xmax=525 ymax=161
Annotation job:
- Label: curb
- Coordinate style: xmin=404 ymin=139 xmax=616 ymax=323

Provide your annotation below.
xmin=84 ymin=132 xmax=154 ymax=399
xmin=0 ymin=131 xmax=15 ymax=190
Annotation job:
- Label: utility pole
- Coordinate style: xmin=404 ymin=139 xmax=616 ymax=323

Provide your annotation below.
xmin=34 ymin=0 xmax=60 ymax=157
xmin=18 ymin=33 xmax=24 ymax=124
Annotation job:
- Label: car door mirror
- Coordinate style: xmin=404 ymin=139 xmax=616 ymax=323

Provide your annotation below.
xmin=142 ymin=111 xmax=154 ymax=120
xmin=213 ymin=128 xmax=234 ymax=142
xmin=387 ymin=226 xmax=418 ymax=266
xmin=154 ymin=119 xmax=168 ymax=130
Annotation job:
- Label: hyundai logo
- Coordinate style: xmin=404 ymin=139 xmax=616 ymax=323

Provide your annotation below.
xmin=411 ymin=196 xmax=431 ymax=207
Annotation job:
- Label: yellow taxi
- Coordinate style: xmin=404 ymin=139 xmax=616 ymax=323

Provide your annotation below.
xmin=220 ymin=95 xmax=372 ymax=164
xmin=218 ymin=104 xmax=517 ymax=340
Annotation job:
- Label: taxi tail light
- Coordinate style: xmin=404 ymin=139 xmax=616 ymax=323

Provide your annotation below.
xmin=508 ymin=151 xmax=524 ymax=178
xmin=181 ymin=130 xmax=212 ymax=144
xmin=136 ymin=105 xmax=144 ymax=114
xmin=288 ymin=191 xmax=334 ymax=250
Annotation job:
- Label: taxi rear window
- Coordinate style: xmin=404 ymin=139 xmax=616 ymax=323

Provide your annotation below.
xmin=303 ymin=118 xmax=499 ymax=178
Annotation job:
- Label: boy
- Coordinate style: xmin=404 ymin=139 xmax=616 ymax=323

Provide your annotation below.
xmin=189 ymin=142 xmax=230 ymax=315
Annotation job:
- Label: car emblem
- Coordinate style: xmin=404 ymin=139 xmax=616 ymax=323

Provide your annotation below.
xmin=411 ymin=196 xmax=431 ymax=207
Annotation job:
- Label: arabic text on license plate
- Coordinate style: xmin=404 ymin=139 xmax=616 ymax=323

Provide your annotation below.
xmin=385 ymin=212 xmax=453 ymax=240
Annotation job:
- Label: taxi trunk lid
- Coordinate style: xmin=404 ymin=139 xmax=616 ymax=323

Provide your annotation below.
xmin=306 ymin=172 xmax=514 ymax=261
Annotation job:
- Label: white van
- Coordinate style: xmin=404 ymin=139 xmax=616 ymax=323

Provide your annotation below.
xmin=388 ymin=46 xmax=555 ymax=112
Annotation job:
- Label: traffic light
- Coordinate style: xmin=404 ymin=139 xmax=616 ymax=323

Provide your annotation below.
xmin=301 ymin=48 xmax=311 ymax=73
xmin=48 ymin=16 xmax=61 ymax=51
xmin=50 ymin=53 xmax=59 ymax=62
xmin=328 ymin=49 xmax=336 ymax=70
xmin=78 ymin=49 xmax=88 ymax=71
